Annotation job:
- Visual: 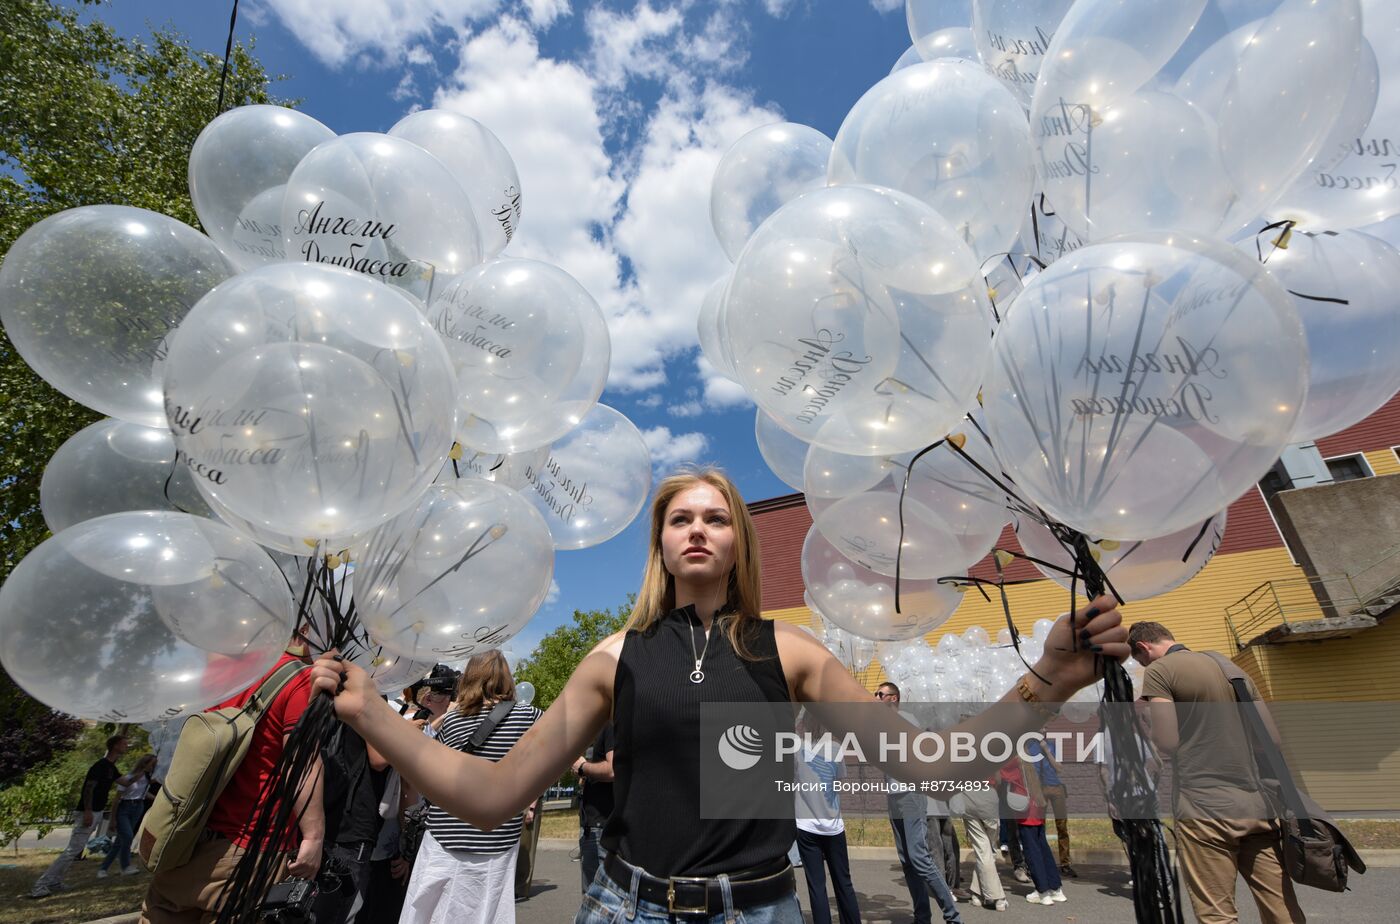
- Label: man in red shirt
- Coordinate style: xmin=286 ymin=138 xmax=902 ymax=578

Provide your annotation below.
xmin=140 ymin=634 xmax=325 ymax=924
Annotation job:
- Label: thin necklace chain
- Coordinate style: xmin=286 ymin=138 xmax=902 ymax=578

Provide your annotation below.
xmin=687 ymin=610 xmax=713 ymax=684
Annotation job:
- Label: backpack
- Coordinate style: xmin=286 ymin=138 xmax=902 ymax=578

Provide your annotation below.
xmin=1204 ymin=652 xmax=1366 ymax=892
xmin=136 ymin=659 xmax=307 ymax=873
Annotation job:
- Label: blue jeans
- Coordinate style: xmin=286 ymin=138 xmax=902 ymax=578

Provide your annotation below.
xmin=890 ymin=812 xmax=962 ymax=924
xmin=574 ymin=857 xmax=802 ymax=923
xmin=1018 ymin=825 xmax=1062 ymax=894
xmin=101 ymin=801 xmax=144 ymax=872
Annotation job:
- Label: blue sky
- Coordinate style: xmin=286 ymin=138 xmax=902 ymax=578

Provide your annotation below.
xmin=69 ymin=0 xmax=971 ymax=659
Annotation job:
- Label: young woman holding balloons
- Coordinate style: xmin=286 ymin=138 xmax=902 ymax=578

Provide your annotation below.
xmin=310 ymin=468 xmax=1127 ymax=923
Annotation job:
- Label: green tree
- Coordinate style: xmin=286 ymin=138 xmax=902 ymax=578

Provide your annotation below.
xmin=0 ymin=0 xmax=286 ymax=796
xmin=0 ymin=723 xmax=150 ymax=847
xmin=515 ymin=599 xmax=631 ymax=711
xmin=0 ymin=0 xmax=286 ymax=582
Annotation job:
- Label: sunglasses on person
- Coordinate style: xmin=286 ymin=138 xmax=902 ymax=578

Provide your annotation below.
xmin=874 ymin=691 xmax=894 ymax=699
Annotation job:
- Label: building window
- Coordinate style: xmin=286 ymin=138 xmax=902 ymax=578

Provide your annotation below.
xmin=1324 ymin=453 xmax=1373 ymax=483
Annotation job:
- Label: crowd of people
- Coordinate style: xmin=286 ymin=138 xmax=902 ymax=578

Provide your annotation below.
xmin=24 ymin=468 xmax=1312 ymax=924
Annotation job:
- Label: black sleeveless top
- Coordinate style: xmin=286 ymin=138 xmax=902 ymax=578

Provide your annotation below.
xmin=602 ymin=605 xmax=795 ymax=877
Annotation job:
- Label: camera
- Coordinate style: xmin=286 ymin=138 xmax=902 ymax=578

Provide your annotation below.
xmin=259 ymin=877 xmax=318 ymax=923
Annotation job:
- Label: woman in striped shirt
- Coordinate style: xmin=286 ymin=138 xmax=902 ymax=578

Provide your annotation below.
xmin=400 ymin=650 xmax=541 ymax=924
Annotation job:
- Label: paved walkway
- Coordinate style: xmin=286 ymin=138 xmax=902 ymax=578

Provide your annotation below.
xmin=57 ymin=834 xmax=1397 ymax=923
xmin=520 ymin=840 xmax=1395 ymax=923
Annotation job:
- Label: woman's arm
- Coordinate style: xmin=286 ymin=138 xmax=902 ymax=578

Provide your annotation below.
xmin=776 ymin=596 xmax=1128 ymax=787
xmin=312 ymin=632 xmax=622 ymax=830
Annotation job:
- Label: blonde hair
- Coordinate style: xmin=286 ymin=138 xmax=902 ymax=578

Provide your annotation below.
xmin=625 ymin=467 xmax=765 ymax=659
xmin=454 ymin=649 xmax=516 ymax=715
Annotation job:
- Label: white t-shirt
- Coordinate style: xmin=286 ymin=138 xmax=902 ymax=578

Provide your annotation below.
xmin=795 ymin=740 xmax=846 ymax=837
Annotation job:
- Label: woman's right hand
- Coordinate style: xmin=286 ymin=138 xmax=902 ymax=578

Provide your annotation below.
xmin=310 ymin=651 xmax=376 ymax=725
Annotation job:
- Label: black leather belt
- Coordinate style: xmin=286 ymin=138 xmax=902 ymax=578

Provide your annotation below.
xmin=603 ymin=853 xmax=795 ymax=915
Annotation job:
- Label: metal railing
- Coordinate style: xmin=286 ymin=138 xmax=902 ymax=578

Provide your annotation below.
xmin=1224 ymin=543 xmax=1400 ymax=650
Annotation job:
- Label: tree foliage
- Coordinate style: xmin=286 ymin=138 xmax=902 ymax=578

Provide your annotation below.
xmin=0 ymin=0 xmax=286 ymax=582
xmin=0 ymin=723 xmax=151 ymax=847
xmin=0 ymin=671 xmax=82 ymax=788
xmin=514 ymin=599 xmax=632 ymax=711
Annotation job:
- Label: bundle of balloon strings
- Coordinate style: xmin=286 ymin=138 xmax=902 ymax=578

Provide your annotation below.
xmin=896 ymin=428 xmax=1183 ymax=924
xmin=214 ymin=552 xmax=364 ymax=924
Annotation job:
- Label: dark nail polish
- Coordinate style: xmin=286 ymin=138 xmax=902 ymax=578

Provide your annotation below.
xmin=1090 ymin=645 xmax=1103 ymax=653
xmin=1079 ymin=629 xmax=1092 ymax=644
xmin=1084 ymin=607 xmax=1100 ymax=619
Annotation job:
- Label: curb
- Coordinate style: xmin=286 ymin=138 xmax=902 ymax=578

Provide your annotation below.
xmin=77 ymin=915 xmax=138 ymax=924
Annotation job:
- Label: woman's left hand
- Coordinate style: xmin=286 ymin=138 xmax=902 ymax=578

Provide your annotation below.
xmin=1032 ymin=595 xmax=1131 ymax=700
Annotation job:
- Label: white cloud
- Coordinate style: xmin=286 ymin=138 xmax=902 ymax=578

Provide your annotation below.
xmin=868 ymin=0 xmax=902 ymax=12
xmin=433 ymin=18 xmax=629 ymax=349
xmin=585 ymin=2 xmax=684 ymax=88
xmin=523 ymin=0 xmax=571 ymax=29
xmin=669 ymin=399 xmax=704 ymax=418
xmin=762 ymin=0 xmax=798 ymax=16
xmin=697 ymin=354 xmax=753 ymax=409
xmin=608 ymin=83 xmax=780 ymax=390
xmin=256 ymin=0 xmax=501 ymax=66
xmin=545 ymin=578 xmax=561 ymax=606
xmin=642 ymin=425 xmax=711 ymax=471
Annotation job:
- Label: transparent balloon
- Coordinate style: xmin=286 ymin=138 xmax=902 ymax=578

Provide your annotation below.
xmin=1016 ymin=189 xmax=1086 ymax=269
xmin=1030 ymin=0 xmax=1363 ymax=241
xmin=340 ymin=629 xmax=435 ymax=694
xmin=1250 ymin=230 xmax=1400 ymax=442
xmin=800 ymin=525 xmax=962 ymax=642
xmin=813 ymin=488 xmax=968 ymax=581
xmin=902 ymin=414 xmax=1013 ymax=567
xmin=755 ymin=409 xmax=809 ymax=493
xmin=802 ymin=443 xmax=894 ymax=503
xmin=389 ymin=110 xmax=522 ymax=258
xmin=433 ymin=264 xmax=609 ymax=454
xmin=446 ymin=443 xmax=550 ymax=493
xmin=200 ymin=490 xmax=369 ymax=559
xmin=972 ymin=0 xmax=1075 ymax=105
xmin=0 ymin=206 xmax=232 ymax=427
xmin=1268 ymin=0 xmax=1398 ymax=229
xmin=1015 ymin=511 xmax=1226 ymax=601
xmin=517 ymin=404 xmax=652 ymax=550
xmin=982 ymin=234 xmax=1306 ymax=539
xmin=40 ymin=419 xmax=212 ymax=533
xmin=696 ymin=273 xmax=739 ymax=382
xmin=917 ymin=26 xmax=979 ymax=63
xmin=891 ymin=44 xmax=926 ymax=75
xmin=281 ymin=132 xmax=482 ymax=285
xmin=710 ymin=123 xmax=832 ymax=262
xmin=355 ymin=480 xmax=554 ymax=661
xmin=188 ymin=105 xmax=336 ymax=271
xmin=829 ymin=60 xmax=1034 ymax=262
xmin=0 ymin=511 xmax=294 ymax=721
xmin=907 ymin=0 xmax=973 ymax=60
xmin=431 ymin=259 xmax=608 ymax=453
xmin=163 ymin=262 xmax=457 ymax=540
xmin=724 ymin=185 xmax=993 ymax=456
xmin=516 ymin=681 xmax=536 ymax=706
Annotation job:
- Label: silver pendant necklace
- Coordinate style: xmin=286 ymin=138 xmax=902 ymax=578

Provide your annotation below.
xmin=687 ymin=611 xmax=712 ymax=684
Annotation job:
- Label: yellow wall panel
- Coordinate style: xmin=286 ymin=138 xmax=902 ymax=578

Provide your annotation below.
xmin=1365 ymin=448 xmax=1400 ymax=477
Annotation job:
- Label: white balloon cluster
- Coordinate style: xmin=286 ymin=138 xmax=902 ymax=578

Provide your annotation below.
xmin=698 ymin=0 xmax=1400 ymax=655
xmin=877 ymin=622 xmax=1146 ymax=724
xmin=0 ymin=104 xmax=658 ymax=721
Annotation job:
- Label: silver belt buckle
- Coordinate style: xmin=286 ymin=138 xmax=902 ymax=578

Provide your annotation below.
xmin=666 ymin=875 xmax=710 ymax=914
